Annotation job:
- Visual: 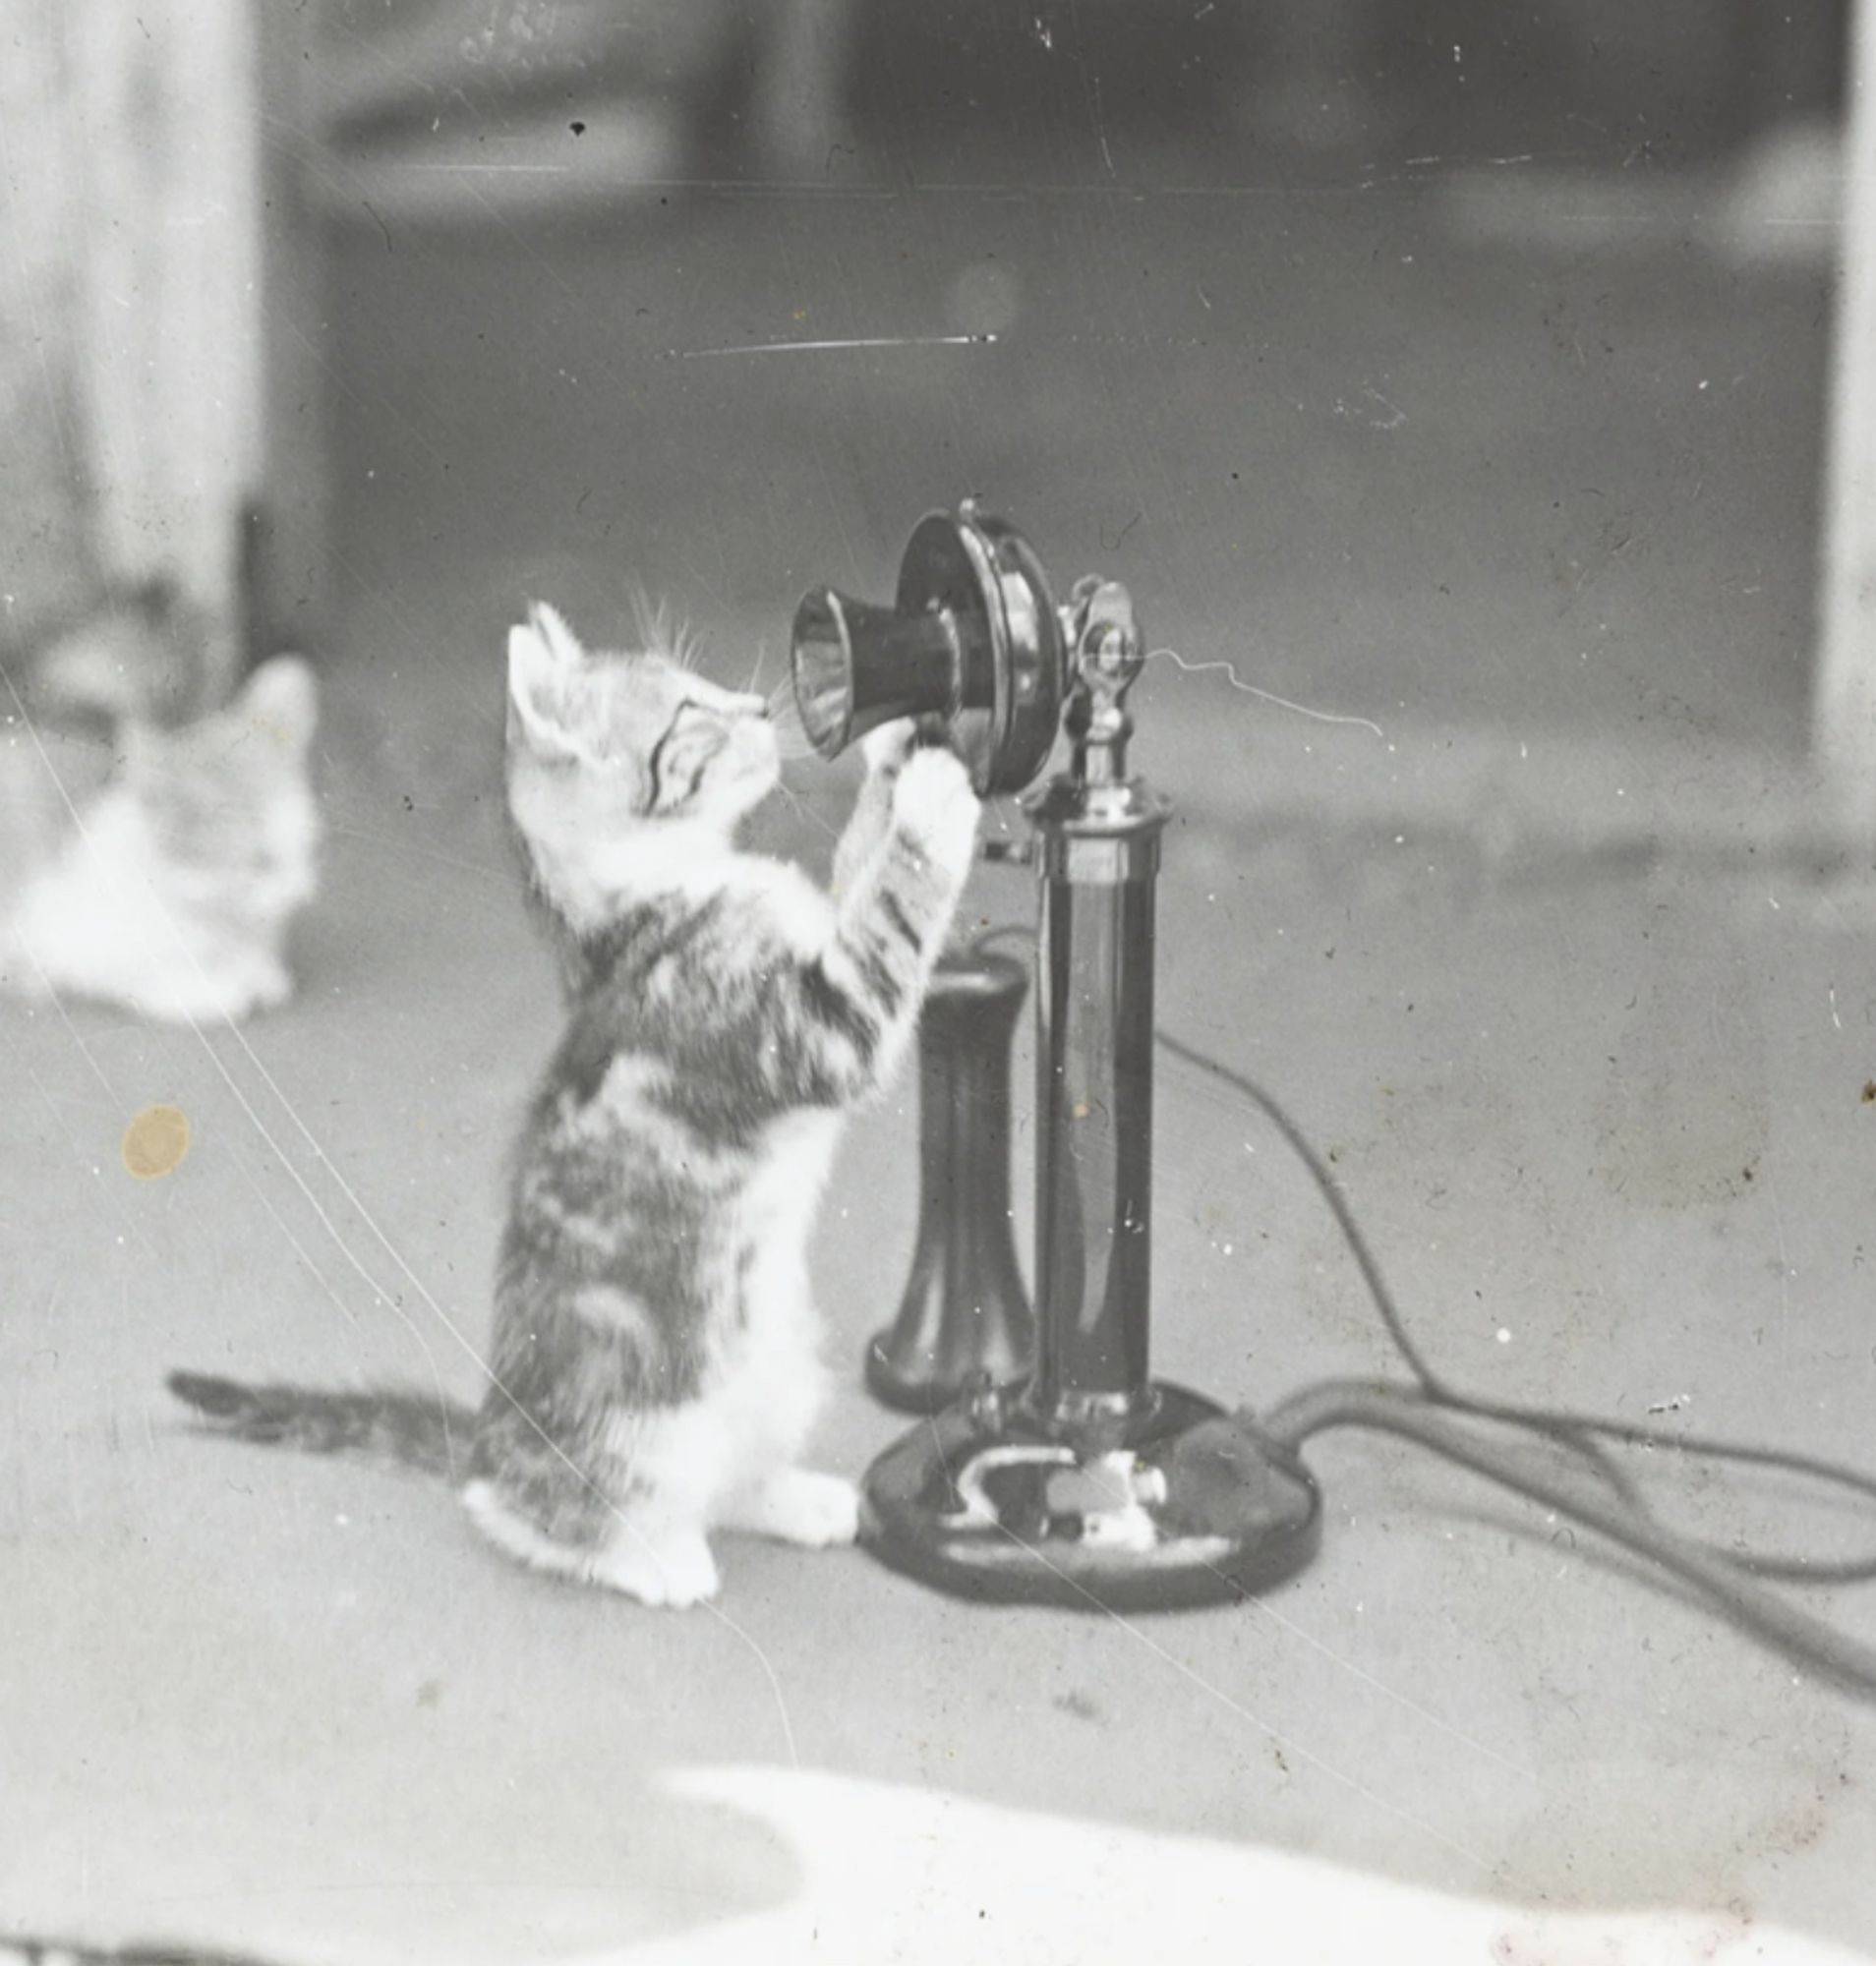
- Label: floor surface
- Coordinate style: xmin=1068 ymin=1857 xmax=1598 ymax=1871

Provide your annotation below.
xmin=4 ymin=154 xmax=1874 ymax=1961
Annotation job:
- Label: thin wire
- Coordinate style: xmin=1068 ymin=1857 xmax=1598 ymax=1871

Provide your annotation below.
xmin=968 ymin=926 xmax=1654 ymax=1522
xmin=951 ymin=882 xmax=1876 ymax=1684
xmin=1153 ymin=1028 xmax=1656 ymax=1520
xmin=1252 ymin=1380 xmax=1876 ymax=1699
xmin=1143 ymin=647 xmax=1386 ymax=739
xmin=1154 ymin=1029 xmax=1876 ymax=1589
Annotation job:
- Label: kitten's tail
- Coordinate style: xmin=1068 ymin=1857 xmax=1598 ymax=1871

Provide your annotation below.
xmin=166 ymin=1370 xmax=474 ymax=1480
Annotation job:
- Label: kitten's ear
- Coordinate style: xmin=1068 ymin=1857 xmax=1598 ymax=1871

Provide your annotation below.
xmin=236 ymin=657 xmax=318 ymax=756
xmin=507 ymin=620 xmax=583 ymax=762
xmin=525 ymin=601 xmax=586 ymax=668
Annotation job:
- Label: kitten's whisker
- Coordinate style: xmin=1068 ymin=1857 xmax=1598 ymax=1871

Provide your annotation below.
xmin=767 ymin=707 xmax=822 ymax=764
xmin=628 ymin=582 xmax=660 ymax=653
xmin=633 ymin=585 xmax=704 ymax=670
xmin=772 ymin=776 xmax=838 ymax=838
xmin=766 ymin=692 xmax=819 ymax=759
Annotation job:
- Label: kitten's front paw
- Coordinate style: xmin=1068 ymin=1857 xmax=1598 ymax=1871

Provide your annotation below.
xmin=596 ymin=1526 xmax=722 ymax=1608
xmin=724 ymin=1468 xmax=860 ymax=1548
xmin=861 ymin=718 xmax=919 ymax=777
xmin=894 ymin=745 xmax=981 ymax=875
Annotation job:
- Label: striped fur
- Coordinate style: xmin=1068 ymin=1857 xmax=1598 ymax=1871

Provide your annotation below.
xmin=169 ymin=601 xmax=980 ymax=1608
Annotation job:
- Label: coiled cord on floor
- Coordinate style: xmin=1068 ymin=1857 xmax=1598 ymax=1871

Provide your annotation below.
xmin=1151 ymin=1027 xmax=1876 ymax=1699
xmin=965 ymin=924 xmax=1876 ymax=1690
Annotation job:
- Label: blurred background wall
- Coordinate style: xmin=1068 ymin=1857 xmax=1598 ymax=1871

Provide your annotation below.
xmin=314 ymin=0 xmax=1848 ymax=188
xmin=3 ymin=0 xmax=1861 ymax=821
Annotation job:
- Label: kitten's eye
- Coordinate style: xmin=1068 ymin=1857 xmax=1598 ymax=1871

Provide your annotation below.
xmin=648 ymin=702 xmax=727 ymax=811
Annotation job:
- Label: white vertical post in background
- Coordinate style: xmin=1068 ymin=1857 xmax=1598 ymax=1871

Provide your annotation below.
xmin=0 ymin=7 xmax=95 ymax=637
xmin=751 ymin=0 xmax=865 ymax=179
xmin=1818 ymin=0 xmax=1876 ymax=838
xmin=22 ymin=0 xmax=326 ymax=690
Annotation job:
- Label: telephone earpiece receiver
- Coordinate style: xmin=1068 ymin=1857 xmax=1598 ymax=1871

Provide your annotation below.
xmin=789 ymin=503 xmax=1068 ymax=796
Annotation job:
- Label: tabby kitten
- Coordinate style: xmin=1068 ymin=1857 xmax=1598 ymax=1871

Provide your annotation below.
xmin=168 ymin=600 xmax=981 ymax=1607
xmin=1 ymin=586 xmax=320 ymax=1023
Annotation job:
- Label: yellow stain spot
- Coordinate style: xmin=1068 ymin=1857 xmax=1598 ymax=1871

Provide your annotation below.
xmin=1072 ymin=1101 xmax=1090 ymax=1121
xmin=122 ymin=1104 xmax=191 ymax=1180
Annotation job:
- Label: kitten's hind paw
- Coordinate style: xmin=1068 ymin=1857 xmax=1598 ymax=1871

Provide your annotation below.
xmin=723 ymin=1468 xmax=860 ymax=1548
xmin=595 ymin=1526 xmax=722 ymax=1608
xmin=463 ymin=1479 xmax=721 ymax=1607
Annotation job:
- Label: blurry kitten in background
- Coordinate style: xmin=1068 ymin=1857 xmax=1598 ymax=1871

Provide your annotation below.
xmin=1 ymin=582 xmax=321 ymax=1023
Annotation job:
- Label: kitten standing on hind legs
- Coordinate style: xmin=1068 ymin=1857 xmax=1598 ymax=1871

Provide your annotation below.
xmin=168 ymin=601 xmax=982 ymax=1609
